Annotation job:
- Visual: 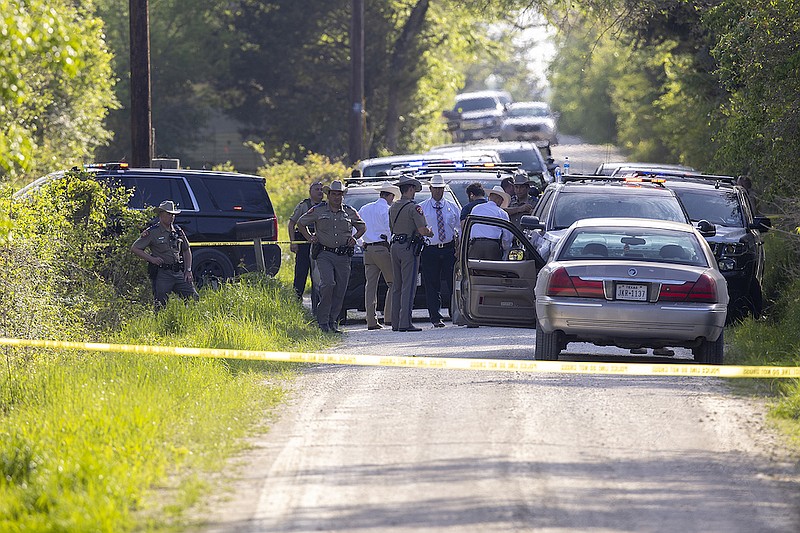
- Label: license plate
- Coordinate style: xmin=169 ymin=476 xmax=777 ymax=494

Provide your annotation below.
xmin=616 ymin=283 xmax=647 ymax=301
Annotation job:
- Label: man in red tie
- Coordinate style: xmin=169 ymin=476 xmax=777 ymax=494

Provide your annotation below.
xmin=419 ymin=175 xmax=460 ymax=328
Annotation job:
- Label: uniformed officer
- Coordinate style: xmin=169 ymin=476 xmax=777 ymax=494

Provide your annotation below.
xmin=288 ymin=181 xmax=324 ymax=300
xmin=388 ymin=176 xmax=433 ymax=332
xmin=131 ymin=200 xmax=199 ymax=310
xmin=505 ymin=171 xmax=539 ymax=229
xmin=419 ymin=174 xmax=460 ymax=328
xmin=297 ymin=180 xmax=366 ymax=333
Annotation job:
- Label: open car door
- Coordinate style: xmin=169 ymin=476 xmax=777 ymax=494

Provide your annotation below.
xmin=452 ymin=215 xmax=546 ymax=328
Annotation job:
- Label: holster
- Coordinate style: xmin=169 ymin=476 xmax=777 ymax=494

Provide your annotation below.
xmin=410 ymin=235 xmax=425 ymax=257
xmin=148 ymin=262 xmax=159 ymax=280
xmin=311 ymin=242 xmax=321 ymax=260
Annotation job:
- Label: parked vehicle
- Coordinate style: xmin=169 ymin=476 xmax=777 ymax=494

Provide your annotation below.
xmin=499 ymin=101 xmax=559 ymax=144
xmin=533 ymin=218 xmax=728 ymax=362
xmin=522 ymin=175 xmax=700 ymax=261
xmin=442 ymin=90 xmax=511 ymax=142
xmin=615 ymin=169 xmax=771 ymax=321
xmin=15 ymin=163 xmax=281 ymax=285
xmin=594 ymin=161 xmax=696 ymax=176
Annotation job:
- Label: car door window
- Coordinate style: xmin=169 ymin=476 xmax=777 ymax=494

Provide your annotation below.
xmin=113 ymin=176 xmax=195 ymax=211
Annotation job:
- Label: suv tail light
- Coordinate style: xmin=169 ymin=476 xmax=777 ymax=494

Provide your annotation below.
xmin=546 ymin=267 xmax=604 ymax=298
xmin=658 ymin=274 xmax=717 ymax=303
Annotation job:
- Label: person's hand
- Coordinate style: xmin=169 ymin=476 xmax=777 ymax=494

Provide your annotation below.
xmin=151 ymin=255 xmax=164 ymax=266
xmin=347 ymin=236 xmax=356 ymax=246
xmin=521 ymin=203 xmax=533 ymax=214
xmin=184 ymin=269 xmax=193 ymax=283
xmin=290 ymin=243 xmax=298 ymax=253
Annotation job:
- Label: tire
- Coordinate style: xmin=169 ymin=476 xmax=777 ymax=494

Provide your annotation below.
xmin=535 ymin=322 xmax=561 ymax=361
xmin=693 ymin=330 xmax=724 ymax=365
xmin=192 ymin=248 xmax=235 ymax=289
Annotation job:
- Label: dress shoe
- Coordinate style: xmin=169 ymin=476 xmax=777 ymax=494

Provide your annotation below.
xmin=368 ymin=324 xmax=383 ymax=330
xmin=398 ymin=326 xmax=422 ymax=332
xmin=432 ymin=320 xmax=445 ymax=328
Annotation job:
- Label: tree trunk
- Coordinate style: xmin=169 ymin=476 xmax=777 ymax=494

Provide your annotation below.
xmin=385 ymin=0 xmax=430 ymax=152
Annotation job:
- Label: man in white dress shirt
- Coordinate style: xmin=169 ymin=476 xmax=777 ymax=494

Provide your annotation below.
xmin=357 ymin=181 xmax=400 ymax=330
xmin=468 ymin=186 xmax=513 ymax=260
xmin=419 ymin=175 xmax=460 ymax=327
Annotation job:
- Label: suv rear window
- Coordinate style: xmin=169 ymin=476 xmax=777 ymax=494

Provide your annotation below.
xmin=103 ymin=175 xmax=196 ymax=211
xmin=456 ymin=97 xmax=498 ymax=112
xmin=203 ymin=178 xmax=274 ymax=214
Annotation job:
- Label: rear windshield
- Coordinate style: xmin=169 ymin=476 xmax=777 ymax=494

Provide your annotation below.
xmin=346 ymin=188 xmax=458 ymax=211
xmin=558 ymin=226 xmax=708 ymax=267
xmin=495 ymin=149 xmax=545 ymax=174
xmin=672 ymin=188 xmax=743 ymax=227
xmin=444 ymin=178 xmax=503 ymax=207
xmin=551 ymin=191 xmax=688 ymax=229
xmin=203 ymin=177 xmax=274 ymax=214
xmin=455 ymin=97 xmax=499 ymax=113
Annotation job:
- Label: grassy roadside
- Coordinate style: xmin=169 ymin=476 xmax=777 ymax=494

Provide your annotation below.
xmin=0 ymin=275 xmax=333 ymax=532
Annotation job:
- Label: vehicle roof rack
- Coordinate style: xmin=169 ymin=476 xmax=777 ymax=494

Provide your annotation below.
xmin=397 ymin=162 xmax=522 ymax=174
xmin=614 ymin=169 xmax=736 ymax=184
xmin=561 ymin=174 xmax=668 ymax=187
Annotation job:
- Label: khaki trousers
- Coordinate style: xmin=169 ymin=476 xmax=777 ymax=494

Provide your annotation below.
xmin=364 ymin=245 xmax=393 ymax=327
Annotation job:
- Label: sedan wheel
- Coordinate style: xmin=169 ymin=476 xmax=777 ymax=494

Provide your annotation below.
xmin=693 ymin=330 xmax=724 ymax=365
xmin=535 ymin=322 xmax=562 ymax=361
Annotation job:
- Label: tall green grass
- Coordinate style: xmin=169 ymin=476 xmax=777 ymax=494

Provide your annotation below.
xmin=0 ymin=275 xmax=332 ymax=531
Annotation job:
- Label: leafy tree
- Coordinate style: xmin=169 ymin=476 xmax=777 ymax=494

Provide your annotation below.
xmin=0 ymin=0 xmax=116 ymax=182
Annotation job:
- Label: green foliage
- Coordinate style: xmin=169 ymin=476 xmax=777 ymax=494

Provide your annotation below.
xmin=0 ymin=0 xmax=117 ymax=181
xmin=2 ymin=170 xmax=149 ymax=340
xmin=256 ymin=151 xmax=349 ymax=224
xmin=0 ymin=274 xmax=331 ymax=530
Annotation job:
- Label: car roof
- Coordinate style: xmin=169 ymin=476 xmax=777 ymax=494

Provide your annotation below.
xmin=456 ymin=90 xmax=511 ymax=101
xmin=357 ymin=153 xmax=442 ymax=167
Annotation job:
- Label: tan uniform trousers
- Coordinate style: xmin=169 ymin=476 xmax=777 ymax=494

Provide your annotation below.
xmin=363 ymin=244 xmax=393 ymax=327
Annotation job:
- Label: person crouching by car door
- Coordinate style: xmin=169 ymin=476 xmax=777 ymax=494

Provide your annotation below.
xmin=298 ymin=180 xmax=366 ymax=334
xmin=131 ymin=200 xmax=199 ymax=311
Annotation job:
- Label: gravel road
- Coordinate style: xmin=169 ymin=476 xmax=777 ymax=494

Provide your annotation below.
xmin=195 ymin=139 xmax=799 ymax=532
xmin=197 ymin=319 xmax=800 ymax=533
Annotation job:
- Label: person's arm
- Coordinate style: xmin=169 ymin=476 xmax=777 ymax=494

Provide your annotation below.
xmin=288 ymin=219 xmax=299 ymax=253
xmin=131 ymin=234 xmax=163 ymax=266
xmin=297 ymin=210 xmax=318 ymax=243
xmin=179 ymin=229 xmax=194 ymax=283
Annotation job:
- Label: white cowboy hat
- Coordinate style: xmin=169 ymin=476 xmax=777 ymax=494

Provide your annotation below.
xmin=154 ymin=200 xmax=181 ymax=214
xmin=488 ymin=186 xmax=511 ymax=208
xmin=323 ymin=180 xmax=348 ymax=194
xmin=428 ymin=174 xmax=446 ymax=188
xmin=378 ymin=181 xmax=401 ymax=197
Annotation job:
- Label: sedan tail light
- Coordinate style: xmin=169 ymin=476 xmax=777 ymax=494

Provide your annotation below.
xmin=546 ymin=267 xmax=604 ymax=298
xmin=658 ymin=274 xmax=718 ymax=303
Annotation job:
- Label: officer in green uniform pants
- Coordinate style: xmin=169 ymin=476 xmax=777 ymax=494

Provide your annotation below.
xmin=131 ymin=200 xmax=199 ymax=310
xmin=388 ymin=176 xmax=433 ymax=332
xmin=298 ymin=180 xmax=366 ymax=333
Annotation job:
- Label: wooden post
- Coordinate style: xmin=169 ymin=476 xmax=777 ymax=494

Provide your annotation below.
xmin=130 ymin=0 xmax=153 ymax=168
xmin=349 ymin=0 xmax=364 ymax=165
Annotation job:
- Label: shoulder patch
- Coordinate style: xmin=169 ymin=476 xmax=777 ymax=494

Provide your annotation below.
xmin=415 ymin=205 xmax=424 ymax=215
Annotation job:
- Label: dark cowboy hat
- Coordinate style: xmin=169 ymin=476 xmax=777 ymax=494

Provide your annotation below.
xmin=395 ymin=175 xmax=422 ymax=192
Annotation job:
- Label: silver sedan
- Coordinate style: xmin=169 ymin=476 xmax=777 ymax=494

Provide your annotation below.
xmin=534 ymin=218 xmax=728 ymax=363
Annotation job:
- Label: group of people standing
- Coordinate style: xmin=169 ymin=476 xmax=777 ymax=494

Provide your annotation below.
xmin=134 ymin=169 xmax=537 ymax=330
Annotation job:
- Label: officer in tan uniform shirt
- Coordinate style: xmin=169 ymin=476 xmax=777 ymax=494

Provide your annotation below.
xmin=298 ymin=180 xmax=366 ymax=333
xmin=388 ymin=176 xmax=433 ymax=332
xmin=131 ymin=200 xmax=199 ymax=310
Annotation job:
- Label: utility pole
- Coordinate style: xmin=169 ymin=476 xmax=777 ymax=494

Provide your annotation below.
xmin=130 ymin=0 xmax=153 ymax=168
xmin=349 ymin=0 xmax=364 ymax=165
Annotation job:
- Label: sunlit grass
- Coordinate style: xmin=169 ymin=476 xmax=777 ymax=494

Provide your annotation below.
xmin=0 ymin=275 xmax=333 ymax=531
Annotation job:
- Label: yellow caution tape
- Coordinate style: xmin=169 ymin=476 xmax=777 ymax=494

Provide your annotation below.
xmin=191 ymin=240 xmax=306 ymax=246
xmin=1 ymin=337 xmax=798 ymax=378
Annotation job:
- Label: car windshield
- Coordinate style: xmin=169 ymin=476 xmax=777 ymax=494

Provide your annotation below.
xmin=672 ymin=188 xmax=743 ymax=227
xmin=558 ymin=227 xmax=708 ymax=267
xmin=551 ymin=192 xmax=688 ymax=230
xmin=495 ymin=149 xmax=545 ymax=173
xmin=508 ymin=104 xmax=549 ymax=118
xmin=455 ymin=97 xmax=499 ymax=113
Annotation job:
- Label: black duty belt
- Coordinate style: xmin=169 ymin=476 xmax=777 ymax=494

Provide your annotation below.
xmin=470 ymin=238 xmax=501 ymax=244
xmin=431 ymin=241 xmax=455 ymax=248
xmin=320 ymin=245 xmax=354 ymax=256
xmin=159 ymin=262 xmax=185 ymax=272
xmin=364 ymin=241 xmax=390 ymax=248
xmin=391 ymin=234 xmax=409 ymax=244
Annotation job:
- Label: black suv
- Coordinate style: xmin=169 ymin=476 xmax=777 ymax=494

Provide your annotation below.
xmin=618 ymin=170 xmax=771 ymax=320
xmin=523 ymin=175 xmax=694 ymax=261
xmin=17 ymin=164 xmax=281 ymax=284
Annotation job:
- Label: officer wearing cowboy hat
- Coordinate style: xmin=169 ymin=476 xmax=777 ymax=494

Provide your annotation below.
xmin=298 ymin=180 xmax=366 ymax=333
xmin=505 ymin=171 xmax=539 ymax=228
xmin=388 ymin=175 xmax=433 ymax=332
xmin=467 ymin=186 xmax=513 ymax=260
xmin=131 ymin=200 xmax=199 ymax=310
xmin=358 ymin=181 xmax=401 ymax=330
xmin=418 ymin=174 xmax=460 ymax=328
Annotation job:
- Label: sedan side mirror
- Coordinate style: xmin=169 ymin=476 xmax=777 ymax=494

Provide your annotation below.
xmin=520 ymin=215 xmax=545 ymax=231
xmin=696 ymin=219 xmax=716 ymax=237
